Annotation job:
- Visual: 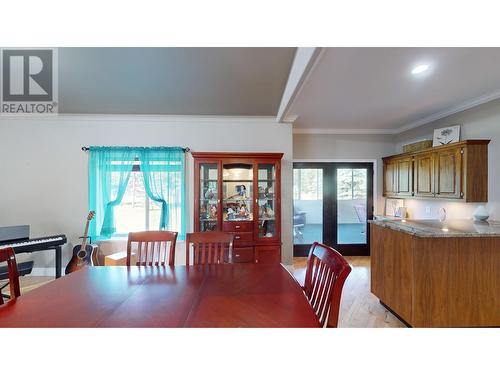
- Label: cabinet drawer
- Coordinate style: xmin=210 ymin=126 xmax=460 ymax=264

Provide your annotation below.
xmin=223 ymin=221 xmax=253 ymax=232
xmin=232 ymin=247 xmax=255 ymax=263
xmin=232 ymin=232 xmax=253 ymax=243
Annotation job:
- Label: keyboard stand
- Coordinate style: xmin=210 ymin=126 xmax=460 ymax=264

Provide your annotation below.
xmin=55 ymin=245 xmax=62 ymax=279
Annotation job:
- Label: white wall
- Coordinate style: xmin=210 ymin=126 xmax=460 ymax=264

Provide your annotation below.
xmin=293 ymin=133 xmax=396 ymax=215
xmin=395 ymin=98 xmax=500 ymax=220
xmin=0 ymin=115 xmax=294 ymax=269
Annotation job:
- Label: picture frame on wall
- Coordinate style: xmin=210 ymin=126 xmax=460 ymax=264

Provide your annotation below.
xmin=432 ymin=125 xmax=461 ymax=146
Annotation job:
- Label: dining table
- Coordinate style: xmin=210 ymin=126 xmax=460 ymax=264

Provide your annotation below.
xmin=0 ymin=263 xmax=320 ymax=327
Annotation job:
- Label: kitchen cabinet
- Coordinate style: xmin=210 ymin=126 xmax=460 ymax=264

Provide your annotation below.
xmin=382 ymin=140 xmax=489 ymax=202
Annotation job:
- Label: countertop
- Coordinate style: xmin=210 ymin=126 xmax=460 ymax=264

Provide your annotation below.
xmin=369 ymin=218 xmax=500 ymax=237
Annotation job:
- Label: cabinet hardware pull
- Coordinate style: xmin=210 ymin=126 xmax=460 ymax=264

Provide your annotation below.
xmin=235 ymin=236 xmax=241 ymax=240
xmin=235 ymin=225 xmax=240 ymax=229
xmin=235 ymin=254 xmax=240 ymax=257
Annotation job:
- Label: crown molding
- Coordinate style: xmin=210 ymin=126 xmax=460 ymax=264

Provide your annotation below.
xmin=293 ymin=127 xmax=397 ymax=135
xmin=394 ymin=89 xmax=500 ymax=134
xmin=293 ymin=89 xmax=500 ymax=135
xmin=0 ymin=114 xmax=280 ymax=124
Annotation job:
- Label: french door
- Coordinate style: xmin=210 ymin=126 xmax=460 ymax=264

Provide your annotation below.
xmin=293 ymin=162 xmax=374 ymax=256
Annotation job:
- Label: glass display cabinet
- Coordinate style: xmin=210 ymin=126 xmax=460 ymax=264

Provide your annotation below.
xmin=193 ymin=152 xmax=283 ymax=264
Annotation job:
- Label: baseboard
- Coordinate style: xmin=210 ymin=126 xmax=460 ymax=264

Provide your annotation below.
xmin=30 ymin=267 xmax=61 ymax=277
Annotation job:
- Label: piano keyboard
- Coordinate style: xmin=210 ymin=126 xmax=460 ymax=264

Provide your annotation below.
xmin=0 ymin=236 xmax=66 ymax=250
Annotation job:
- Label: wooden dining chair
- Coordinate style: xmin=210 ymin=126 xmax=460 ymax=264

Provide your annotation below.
xmin=126 ymin=231 xmax=178 ymax=266
xmin=0 ymin=248 xmax=21 ymax=305
xmin=303 ymin=242 xmax=352 ymax=328
xmin=185 ymin=232 xmax=234 ymax=265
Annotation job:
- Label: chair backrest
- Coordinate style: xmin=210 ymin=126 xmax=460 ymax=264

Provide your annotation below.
xmin=0 ymin=248 xmax=20 ymax=305
xmin=303 ymin=242 xmax=352 ymax=328
xmin=185 ymin=232 xmax=234 ymax=265
xmin=127 ymin=231 xmax=178 ymax=266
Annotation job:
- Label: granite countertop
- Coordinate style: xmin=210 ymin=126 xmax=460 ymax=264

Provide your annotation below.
xmin=369 ymin=218 xmax=500 ymax=237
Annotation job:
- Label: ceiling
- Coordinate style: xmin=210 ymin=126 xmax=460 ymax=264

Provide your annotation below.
xmin=58 ymin=48 xmax=296 ymax=115
xmin=287 ymin=48 xmax=500 ymax=133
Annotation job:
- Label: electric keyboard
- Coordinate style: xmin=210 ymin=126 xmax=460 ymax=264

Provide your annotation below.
xmin=0 ymin=225 xmax=67 ymax=278
xmin=0 ymin=235 xmax=67 ymax=252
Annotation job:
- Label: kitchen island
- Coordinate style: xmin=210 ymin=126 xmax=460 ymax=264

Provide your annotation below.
xmin=370 ymin=219 xmax=500 ymax=327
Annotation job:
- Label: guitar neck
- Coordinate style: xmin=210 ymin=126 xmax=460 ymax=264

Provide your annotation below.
xmin=80 ymin=220 xmax=91 ymax=249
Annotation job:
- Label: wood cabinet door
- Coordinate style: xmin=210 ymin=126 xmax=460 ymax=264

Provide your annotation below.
xmin=383 ymin=161 xmax=397 ymax=196
xmin=435 ymin=147 xmax=462 ymax=199
xmin=396 ymin=157 xmax=413 ymax=196
xmin=414 ymin=153 xmax=434 ymax=197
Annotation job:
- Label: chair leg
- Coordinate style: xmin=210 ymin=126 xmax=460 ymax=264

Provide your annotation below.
xmin=0 ymin=281 xmax=11 ymax=300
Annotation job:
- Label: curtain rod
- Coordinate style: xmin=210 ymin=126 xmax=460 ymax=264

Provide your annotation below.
xmin=81 ymin=146 xmax=190 ymax=152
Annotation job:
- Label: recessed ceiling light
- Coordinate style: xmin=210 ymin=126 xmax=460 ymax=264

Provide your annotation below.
xmin=412 ymin=64 xmax=429 ymax=75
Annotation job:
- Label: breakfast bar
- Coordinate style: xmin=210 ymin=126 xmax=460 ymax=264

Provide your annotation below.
xmin=370 ymin=219 xmax=500 ymax=327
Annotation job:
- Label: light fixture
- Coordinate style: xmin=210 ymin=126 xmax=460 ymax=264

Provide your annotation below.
xmin=442 ymin=228 xmax=449 ymax=232
xmin=412 ymin=64 xmax=429 ymax=75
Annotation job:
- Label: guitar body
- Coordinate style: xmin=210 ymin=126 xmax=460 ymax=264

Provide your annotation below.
xmin=65 ymin=211 xmax=98 ymax=275
xmin=65 ymin=243 xmax=99 ymax=275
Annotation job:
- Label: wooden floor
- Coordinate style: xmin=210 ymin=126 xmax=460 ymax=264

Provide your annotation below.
xmin=7 ymin=257 xmax=405 ymax=328
xmin=293 ymin=257 xmax=405 ymax=328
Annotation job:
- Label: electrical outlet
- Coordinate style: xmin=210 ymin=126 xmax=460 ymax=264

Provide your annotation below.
xmin=425 ymin=206 xmax=431 ymax=214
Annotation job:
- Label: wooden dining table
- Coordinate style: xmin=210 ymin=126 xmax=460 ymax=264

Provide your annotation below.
xmin=0 ymin=264 xmax=320 ymax=328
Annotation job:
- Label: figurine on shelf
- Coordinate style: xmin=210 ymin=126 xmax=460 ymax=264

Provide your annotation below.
xmin=209 ymin=205 xmax=217 ymax=219
xmin=265 ymin=186 xmax=274 ymax=198
xmin=228 ymin=185 xmax=248 ymax=200
xmin=204 ymin=188 xmax=215 ymax=199
xmin=200 ymin=206 xmax=209 ymax=219
xmin=239 ymin=203 xmax=247 ymax=217
xmin=227 ymin=207 xmax=235 ymax=220
xmin=258 ymin=186 xmax=266 ymax=199
xmin=259 ymin=203 xmax=274 ymax=218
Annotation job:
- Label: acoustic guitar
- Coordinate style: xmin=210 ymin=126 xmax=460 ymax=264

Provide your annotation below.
xmin=65 ymin=211 xmax=100 ymax=274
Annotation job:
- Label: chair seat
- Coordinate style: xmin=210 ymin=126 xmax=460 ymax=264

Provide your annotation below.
xmin=0 ymin=260 xmax=33 ymax=280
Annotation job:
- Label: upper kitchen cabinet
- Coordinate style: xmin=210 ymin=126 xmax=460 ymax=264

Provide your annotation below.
xmin=382 ymin=156 xmax=412 ymax=197
xmin=383 ymin=140 xmax=490 ymax=202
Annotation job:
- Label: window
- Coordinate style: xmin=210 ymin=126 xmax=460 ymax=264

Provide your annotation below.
xmin=337 ymin=168 xmax=367 ymax=200
xmin=293 ymin=169 xmax=323 ymax=200
xmin=88 ymin=147 xmax=185 ymax=240
xmin=113 ymin=171 xmax=162 ymax=235
xmin=112 ymin=158 xmax=183 ymax=236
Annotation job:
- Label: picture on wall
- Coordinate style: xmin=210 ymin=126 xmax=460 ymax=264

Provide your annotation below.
xmin=432 ymin=125 xmax=461 ymax=146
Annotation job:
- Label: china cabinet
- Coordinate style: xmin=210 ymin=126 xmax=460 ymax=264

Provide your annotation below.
xmin=193 ymin=152 xmax=283 ymax=264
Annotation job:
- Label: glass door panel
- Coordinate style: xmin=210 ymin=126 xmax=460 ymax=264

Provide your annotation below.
xmin=258 ymin=163 xmax=277 ymax=238
xmin=337 ymin=168 xmax=368 ymax=244
xmin=293 ymin=168 xmax=323 ymax=245
xmin=293 ymin=162 xmax=373 ymax=256
xmin=222 ymin=163 xmax=253 ymax=222
xmin=199 ymin=163 xmax=219 ymax=232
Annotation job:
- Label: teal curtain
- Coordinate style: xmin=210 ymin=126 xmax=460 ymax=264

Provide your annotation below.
xmin=88 ymin=146 xmax=186 ymax=240
xmin=88 ymin=147 xmax=135 ymax=239
xmin=139 ymin=147 xmax=186 ymax=240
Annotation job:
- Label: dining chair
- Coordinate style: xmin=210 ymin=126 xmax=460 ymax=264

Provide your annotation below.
xmin=303 ymin=242 xmax=352 ymax=328
xmin=0 ymin=248 xmax=21 ymax=305
xmin=126 ymin=231 xmax=178 ymax=266
xmin=185 ymin=232 xmax=234 ymax=265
